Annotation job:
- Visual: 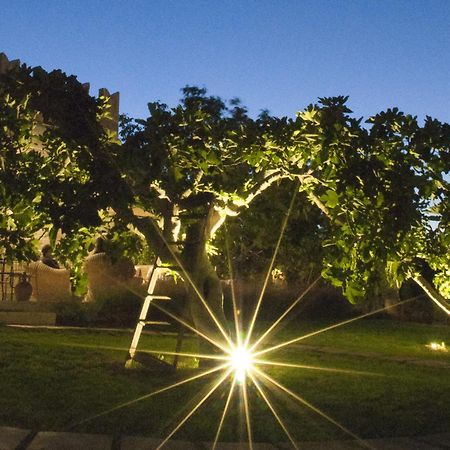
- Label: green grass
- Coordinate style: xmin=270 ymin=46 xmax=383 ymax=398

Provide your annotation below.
xmin=0 ymin=319 xmax=449 ymax=443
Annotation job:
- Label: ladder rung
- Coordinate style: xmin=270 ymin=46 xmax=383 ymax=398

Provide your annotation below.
xmin=140 ymin=320 xmax=171 ymax=326
xmin=146 ymin=295 xmax=171 ymax=301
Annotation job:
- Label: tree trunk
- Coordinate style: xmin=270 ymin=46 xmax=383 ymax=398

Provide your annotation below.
xmin=181 ymin=214 xmax=229 ymax=357
xmin=130 ymin=203 xmax=230 ymax=356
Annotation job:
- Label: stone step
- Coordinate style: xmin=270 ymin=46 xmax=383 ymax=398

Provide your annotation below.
xmin=0 ymin=426 xmax=30 ymax=450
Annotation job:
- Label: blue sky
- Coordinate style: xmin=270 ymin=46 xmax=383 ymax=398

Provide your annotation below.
xmin=1 ymin=0 xmax=449 ymax=122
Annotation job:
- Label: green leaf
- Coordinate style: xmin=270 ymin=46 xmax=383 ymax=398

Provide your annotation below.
xmin=321 ymin=189 xmax=339 ymax=208
xmin=344 ymin=282 xmax=364 ymax=303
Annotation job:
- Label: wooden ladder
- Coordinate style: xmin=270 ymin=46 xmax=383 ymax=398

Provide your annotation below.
xmin=125 ymin=257 xmax=185 ymax=370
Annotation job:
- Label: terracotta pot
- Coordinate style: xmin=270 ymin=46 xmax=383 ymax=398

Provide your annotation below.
xmin=15 ymin=273 xmax=32 ymax=302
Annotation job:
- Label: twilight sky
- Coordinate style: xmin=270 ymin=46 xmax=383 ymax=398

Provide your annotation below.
xmin=1 ymin=0 xmax=449 ymax=122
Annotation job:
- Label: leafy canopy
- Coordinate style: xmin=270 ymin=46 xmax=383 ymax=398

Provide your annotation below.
xmin=2 ymin=62 xmax=450 ymax=306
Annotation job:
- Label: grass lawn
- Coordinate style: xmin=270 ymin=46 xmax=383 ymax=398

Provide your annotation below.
xmin=0 ymin=318 xmax=449 ymax=444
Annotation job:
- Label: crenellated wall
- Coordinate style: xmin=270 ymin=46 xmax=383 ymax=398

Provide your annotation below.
xmin=0 ymin=52 xmax=120 ymax=134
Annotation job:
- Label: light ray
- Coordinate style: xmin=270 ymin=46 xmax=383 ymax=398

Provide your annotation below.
xmin=254 ymin=367 xmax=376 ymax=450
xmin=65 ymin=195 xmax=428 ymax=449
xmin=68 ymin=363 xmax=230 ymax=430
xmin=244 ymin=187 xmax=299 ymax=348
xmin=61 ymin=342 xmax=229 ymax=363
xmin=248 ymin=372 xmax=298 ymax=449
xmin=241 ymin=376 xmax=253 ymax=450
xmin=156 ymin=367 xmax=233 ymax=450
xmin=150 ymin=299 xmax=230 ymax=353
xmin=254 ymin=297 xmax=415 ymax=358
xmin=212 ymin=376 xmax=237 ymax=450
xmin=60 ymin=343 xmax=137 ymax=353
xmin=135 ymin=348 xmax=229 ymax=362
xmin=153 ymin=222 xmax=235 ymax=350
xmin=225 ymin=225 xmax=242 ymax=347
xmin=252 ymin=359 xmax=383 ymax=377
xmin=249 ymin=275 xmax=321 ymax=352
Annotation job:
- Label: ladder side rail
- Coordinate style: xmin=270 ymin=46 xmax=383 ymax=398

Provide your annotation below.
xmin=126 ymin=258 xmax=162 ymax=363
xmin=126 ymin=255 xmax=186 ymax=370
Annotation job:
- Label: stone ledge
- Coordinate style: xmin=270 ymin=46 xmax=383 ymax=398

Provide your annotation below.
xmin=0 ymin=311 xmax=56 ymax=326
xmin=0 ymin=301 xmax=58 ymax=312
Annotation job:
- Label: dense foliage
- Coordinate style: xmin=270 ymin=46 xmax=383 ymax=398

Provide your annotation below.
xmin=1 ymin=62 xmax=450 ymax=314
xmin=0 ymin=64 xmax=141 ymax=288
xmin=288 ymin=99 xmax=450 ymax=302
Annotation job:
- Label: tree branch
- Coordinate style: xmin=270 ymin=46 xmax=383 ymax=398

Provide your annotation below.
xmin=241 ymin=169 xmax=285 ymax=207
xmin=306 ymin=191 xmax=344 ymax=225
xmin=180 ymin=170 xmax=204 ymax=199
xmin=113 ymin=205 xmax=180 ymax=265
xmin=413 ymin=275 xmax=450 ymax=316
xmin=150 ymin=182 xmax=172 ymax=202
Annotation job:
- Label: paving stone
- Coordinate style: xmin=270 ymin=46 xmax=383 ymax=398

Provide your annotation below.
xmin=364 ymin=436 xmax=441 ymax=449
xmin=1 ymin=428 xmax=448 ymax=450
xmin=0 ymin=426 xmax=31 ymax=450
xmin=204 ymin=441 xmax=278 ymax=449
xmin=121 ymin=435 xmax=198 ymax=450
xmin=417 ymin=433 xmax=450 ymax=447
xmin=280 ymin=436 xmax=443 ymax=449
xmin=27 ymin=431 xmax=112 ymax=450
xmin=277 ymin=439 xmax=363 ymax=449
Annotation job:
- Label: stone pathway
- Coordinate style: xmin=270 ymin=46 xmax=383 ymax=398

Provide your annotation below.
xmin=1 ymin=426 xmax=449 ymax=450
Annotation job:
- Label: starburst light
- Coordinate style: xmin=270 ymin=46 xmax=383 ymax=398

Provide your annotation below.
xmin=228 ymin=345 xmax=255 ymax=383
xmin=63 ymin=188 xmax=424 ymax=449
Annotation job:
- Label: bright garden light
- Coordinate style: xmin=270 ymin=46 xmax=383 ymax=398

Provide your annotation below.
xmin=426 ymin=341 xmax=448 ymax=352
xmin=230 ymin=346 xmax=254 ymax=383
